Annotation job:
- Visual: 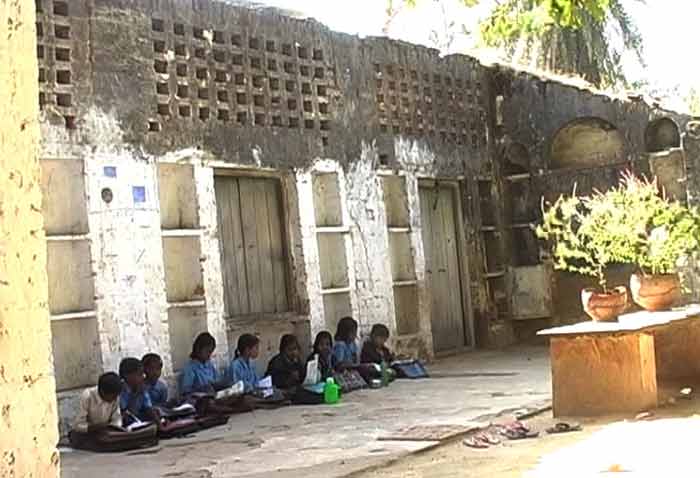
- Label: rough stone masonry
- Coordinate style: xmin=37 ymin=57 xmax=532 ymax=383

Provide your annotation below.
xmin=33 ymin=0 xmax=692 ymax=434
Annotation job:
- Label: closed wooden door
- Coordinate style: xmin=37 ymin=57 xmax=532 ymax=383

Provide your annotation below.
xmin=419 ymin=183 xmax=468 ymax=352
xmin=215 ymin=175 xmax=290 ymax=318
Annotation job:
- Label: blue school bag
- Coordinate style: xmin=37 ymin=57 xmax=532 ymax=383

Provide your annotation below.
xmin=391 ymin=360 xmax=428 ymax=379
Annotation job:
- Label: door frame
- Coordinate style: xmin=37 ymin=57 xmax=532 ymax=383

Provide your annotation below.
xmin=418 ymin=178 xmax=475 ymax=354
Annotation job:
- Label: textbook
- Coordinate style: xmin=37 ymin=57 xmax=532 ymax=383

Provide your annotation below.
xmin=215 ymin=381 xmax=244 ymax=400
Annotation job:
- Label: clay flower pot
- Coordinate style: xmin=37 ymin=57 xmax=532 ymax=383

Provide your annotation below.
xmin=629 ymin=273 xmax=681 ymax=311
xmin=581 ymin=286 xmax=628 ymax=322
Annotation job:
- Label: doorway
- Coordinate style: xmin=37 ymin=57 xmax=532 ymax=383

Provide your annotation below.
xmin=419 ymin=180 xmax=473 ymax=353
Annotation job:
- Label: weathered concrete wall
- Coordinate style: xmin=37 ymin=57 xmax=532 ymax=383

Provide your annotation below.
xmin=493 ymin=67 xmax=690 ymax=329
xmin=0 ymin=2 xmax=60 ymax=476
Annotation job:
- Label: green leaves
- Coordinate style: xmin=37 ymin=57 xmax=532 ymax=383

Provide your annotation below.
xmin=479 ymin=0 xmax=641 ymax=87
xmin=480 ymin=0 xmax=613 ymax=43
xmin=538 ymin=172 xmax=700 ymax=290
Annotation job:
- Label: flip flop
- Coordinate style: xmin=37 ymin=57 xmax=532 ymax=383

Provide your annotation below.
xmin=477 ymin=433 xmax=501 ymax=445
xmin=546 ymin=422 xmax=582 ymax=434
xmin=463 ymin=436 xmax=489 ymax=449
xmin=501 ymin=427 xmax=539 ymax=440
xmin=512 ymin=420 xmax=530 ymax=432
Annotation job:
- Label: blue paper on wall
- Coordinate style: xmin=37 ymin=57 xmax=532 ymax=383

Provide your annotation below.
xmin=103 ymin=166 xmax=117 ymax=178
xmin=132 ymin=186 xmax=146 ymax=203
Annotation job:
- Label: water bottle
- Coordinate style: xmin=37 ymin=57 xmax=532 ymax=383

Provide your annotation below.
xmin=381 ymin=361 xmax=389 ymax=387
xmin=324 ymin=377 xmax=340 ymax=404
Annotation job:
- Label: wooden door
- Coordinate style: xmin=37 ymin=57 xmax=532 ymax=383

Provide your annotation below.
xmin=214 ymin=175 xmax=289 ymax=318
xmin=419 ymin=182 xmax=469 ymax=352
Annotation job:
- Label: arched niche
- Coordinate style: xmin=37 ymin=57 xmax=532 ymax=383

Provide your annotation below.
xmin=645 ymin=118 xmax=681 ymax=153
xmin=549 ymin=118 xmax=624 ymax=170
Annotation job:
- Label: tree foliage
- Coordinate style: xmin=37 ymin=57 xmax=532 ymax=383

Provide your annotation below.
xmin=480 ymin=0 xmax=644 ymax=87
xmin=686 ymin=87 xmax=700 ymax=116
xmin=388 ymin=0 xmax=644 ymax=88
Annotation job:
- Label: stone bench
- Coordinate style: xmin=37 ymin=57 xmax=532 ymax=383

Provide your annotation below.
xmin=538 ymin=306 xmax=700 ymax=417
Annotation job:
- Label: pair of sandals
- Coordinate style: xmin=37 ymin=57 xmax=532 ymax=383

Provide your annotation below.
xmin=463 ymin=420 xmax=582 ymax=449
xmin=500 ymin=420 xmax=581 ymax=438
xmin=463 ymin=421 xmax=535 ymax=449
xmin=546 ymin=421 xmax=582 ymax=434
xmin=463 ymin=432 xmax=501 ymax=449
xmin=498 ymin=421 xmax=540 ymax=440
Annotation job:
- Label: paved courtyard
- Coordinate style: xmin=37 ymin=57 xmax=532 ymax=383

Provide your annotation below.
xmin=60 ymin=346 xmax=550 ymax=478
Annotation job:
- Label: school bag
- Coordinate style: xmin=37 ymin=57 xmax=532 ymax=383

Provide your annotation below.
xmin=391 ymin=360 xmax=428 ymax=379
xmin=69 ymin=423 xmax=158 ymax=453
xmin=158 ymin=417 xmax=200 ymax=439
xmin=333 ymin=369 xmax=367 ymax=393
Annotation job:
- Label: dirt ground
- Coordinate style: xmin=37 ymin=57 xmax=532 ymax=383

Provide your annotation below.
xmin=358 ymin=392 xmax=700 ymax=478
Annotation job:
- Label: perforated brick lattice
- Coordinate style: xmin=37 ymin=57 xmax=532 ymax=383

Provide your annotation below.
xmin=35 ymin=0 xmax=76 ymax=129
xmin=374 ymin=63 xmax=488 ymax=149
xmin=150 ymin=18 xmax=335 ymax=143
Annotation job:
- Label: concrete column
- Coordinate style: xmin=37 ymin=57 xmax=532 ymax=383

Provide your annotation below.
xmin=681 ymin=123 xmax=700 ymax=301
xmin=0 ymin=3 xmax=60 ymax=476
xmin=296 ymin=170 xmax=325 ymax=336
xmin=345 ymin=146 xmax=396 ymax=338
xmin=683 ymin=121 xmax=700 ymax=208
xmin=193 ymin=163 xmax=229 ymax=368
xmin=87 ymin=155 xmax=171 ymax=374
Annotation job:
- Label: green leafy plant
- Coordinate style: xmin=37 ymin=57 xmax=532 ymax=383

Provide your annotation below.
xmin=611 ymin=173 xmax=700 ymax=275
xmin=537 ymin=172 xmax=700 ymax=291
xmin=536 ymin=185 xmax=632 ymax=292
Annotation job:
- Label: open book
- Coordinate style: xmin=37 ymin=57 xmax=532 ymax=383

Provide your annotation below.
xmin=126 ymin=418 xmax=153 ymax=432
xmin=158 ymin=403 xmax=196 ymax=418
xmin=171 ymin=403 xmax=195 ymax=413
xmin=256 ymin=376 xmax=274 ymax=398
xmin=215 ymin=381 xmax=244 ymax=400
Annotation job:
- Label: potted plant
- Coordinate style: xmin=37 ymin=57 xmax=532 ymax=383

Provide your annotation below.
xmin=616 ymin=174 xmax=700 ymax=311
xmin=536 ymin=187 xmax=631 ymax=322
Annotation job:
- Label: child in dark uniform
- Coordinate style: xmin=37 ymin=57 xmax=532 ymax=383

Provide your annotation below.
xmin=267 ymin=334 xmax=323 ymax=405
xmin=360 ymin=324 xmax=395 ymax=365
xmin=307 ymin=331 xmax=334 ymax=381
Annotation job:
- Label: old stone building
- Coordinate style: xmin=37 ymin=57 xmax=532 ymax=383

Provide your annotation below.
xmin=35 ymin=0 xmax=691 ymax=432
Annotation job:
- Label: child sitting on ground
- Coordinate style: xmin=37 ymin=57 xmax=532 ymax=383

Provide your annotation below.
xmin=360 ymin=324 xmax=397 ymax=382
xmin=69 ymin=372 xmax=157 ymax=451
xmin=142 ymin=353 xmax=168 ymax=408
xmin=228 ymin=334 xmax=261 ymax=393
xmin=307 ymin=331 xmax=334 ymax=381
xmin=181 ymin=332 xmax=252 ymax=415
xmin=332 ymin=317 xmax=374 ymax=388
xmin=267 ymin=335 xmax=324 ymax=405
xmin=230 ymin=333 xmax=289 ymax=407
xmin=142 ymin=352 xmax=200 ymax=437
xmin=267 ymin=334 xmax=305 ymax=390
xmin=332 ymin=317 xmax=360 ymax=371
xmin=360 ymin=326 xmax=428 ymax=380
xmin=360 ymin=324 xmax=395 ymax=366
xmin=119 ymin=357 xmax=160 ymax=428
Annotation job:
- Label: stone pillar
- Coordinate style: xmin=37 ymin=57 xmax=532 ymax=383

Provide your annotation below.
xmin=683 ymin=121 xmax=700 ymax=208
xmin=681 ymin=122 xmax=700 ymax=301
xmin=0 ymin=4 xmax=60 ymax=477
xmin=193 ymin=163 xmax=229 ymax=368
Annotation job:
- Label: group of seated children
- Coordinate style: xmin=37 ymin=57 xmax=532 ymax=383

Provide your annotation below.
xmin=70 ymin=316 xmax=423 ymax=452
